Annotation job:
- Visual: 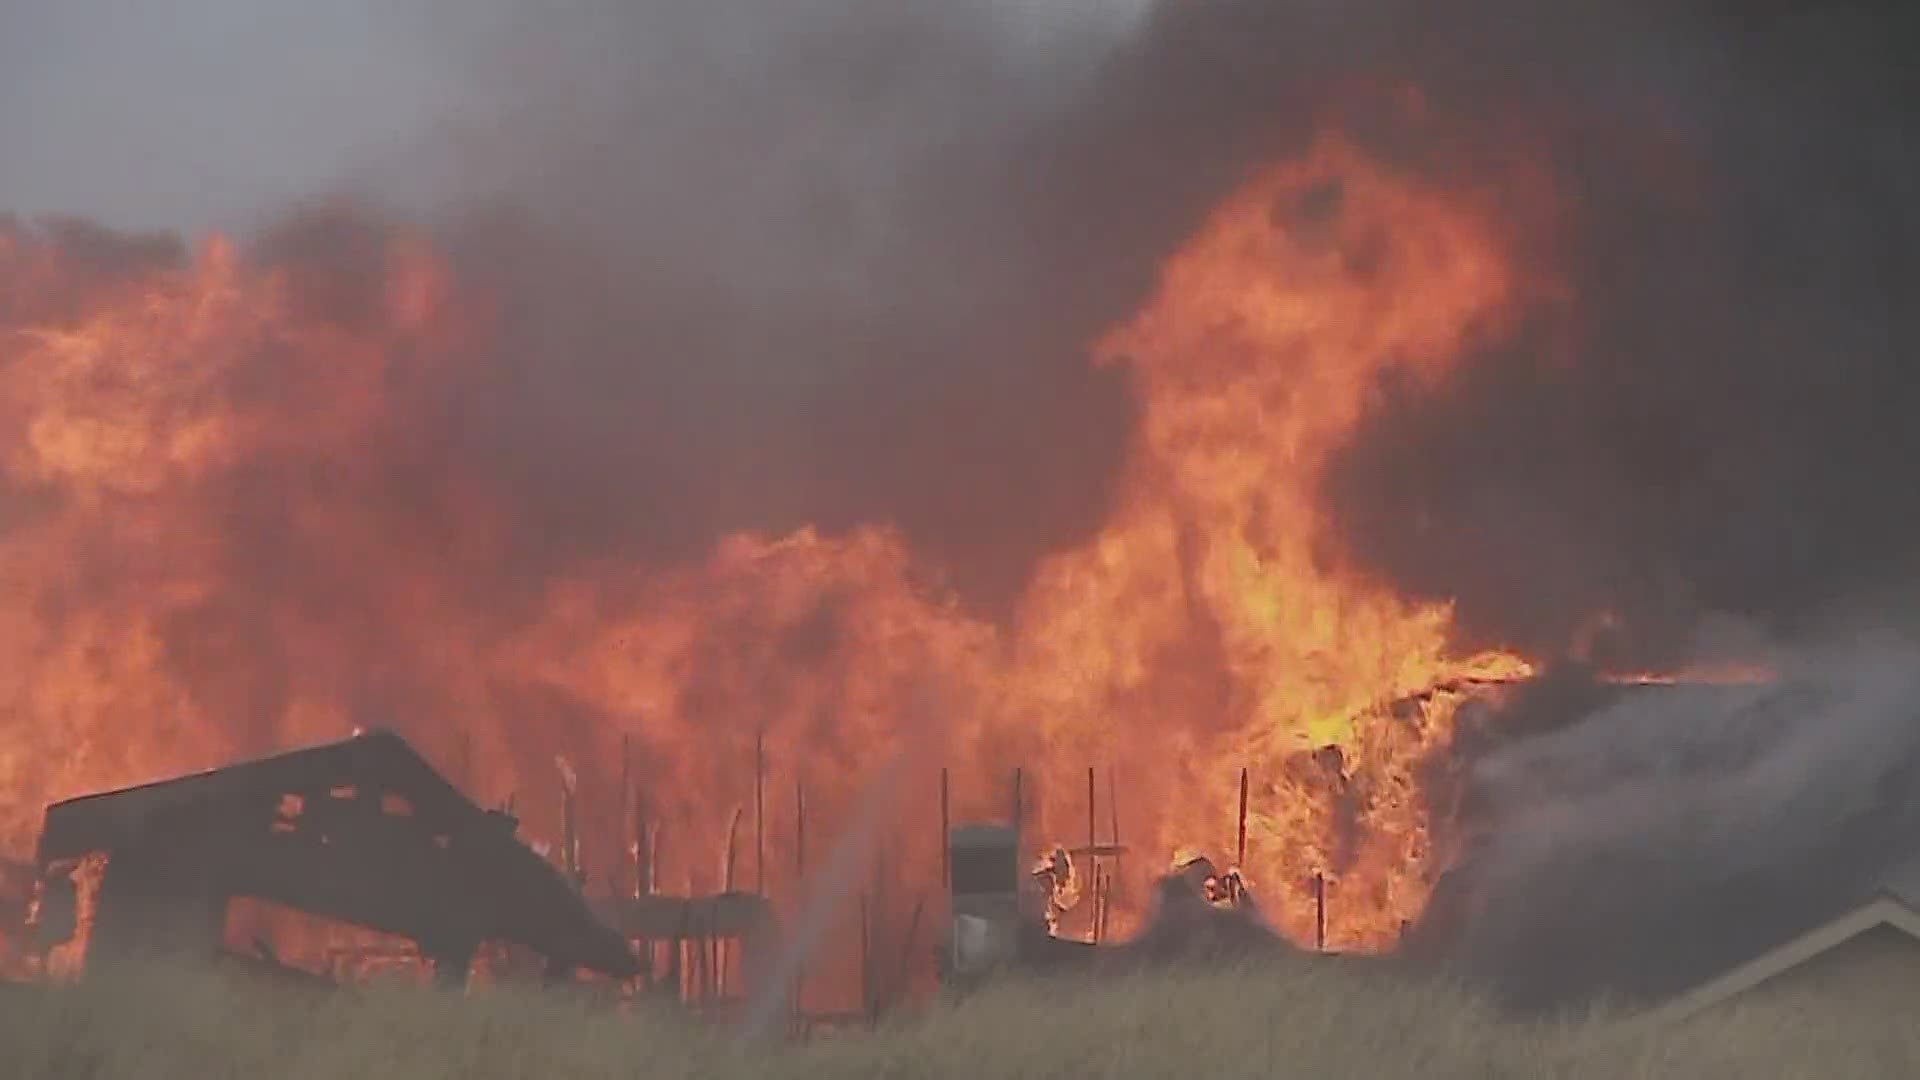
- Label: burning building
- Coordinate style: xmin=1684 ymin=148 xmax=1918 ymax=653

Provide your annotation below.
xmin=3 ymin=0 xmax=1918 ymax=1021
xmin=0 ymin=124 xmax=1541 ymax=1006
xmin=25 ymin=730 xmax=636 ymax=986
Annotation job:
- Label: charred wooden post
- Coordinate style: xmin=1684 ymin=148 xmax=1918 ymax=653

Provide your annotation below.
xmin=1107 ymin=873 xmax=1117 ymax=938
xmin=1085 ymin=765 xmax=1099 ymax=943
xmin=720 ymin=810 xmax=743 ymax=998
xmin=701 ymin=911 xmax=715 ymax=1003
xmin=795 ymin=778 xmax=808 ymax=878
xmin=1314 ymin=871 xmax=1327 ymax=952
xmin=1086 ymin=766 xmax=1096 ymax=862
xmin=1088 ymin=869 xmax=1101 ymax=945
xmin=791 ymin=775 xmax=808 ymax=1016
xmin=1011 ymin=768 xmax=1023 ymax=849
xmin=558 ymin=759 xmax=580 ymax=886
xmin=644 ymin=822 xmax=659 ymax=897
xmin=667 ymin=904 xmax=689 ymax=1000
xmin=1107 ymin=767 xmax=1121 ymax=866
xmin=859 ymin=892 xmax=873 ymax=1027
xmin=710 ymin=901 xmax=724 ymax=1001
xmin=1103 ymin=869 xmax=1112 ymax=941
xmin=869 ymin=846 xmax=887 ymax=1014
xmin=694 ymin=902 xmax=711 ymax=1005
xmin=1103 ymin=869 xmax=1116 ymax=944
xmin=633 ymin=809 xmax=647 ymax=899
xmin=724 ymin=807 xmax=743 ymax=893
xmin=754 ymin=728 xmax=766 ymax=897
xmin=890 ymin=894 xmax=925 ymax=1011
xmin=1236 ymin=767 xmax=1249 ymax=870
xmin=620 ymin=735 xmax=632 ymax=897
xmin=624 ymin=739 xmax=652 ymax=990
xmin=1099 ymin=869 xmax=1114 ymax=942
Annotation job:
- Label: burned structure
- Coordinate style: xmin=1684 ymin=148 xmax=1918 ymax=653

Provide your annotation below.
xmin=29 ymin=729 xmax=637 ymax=985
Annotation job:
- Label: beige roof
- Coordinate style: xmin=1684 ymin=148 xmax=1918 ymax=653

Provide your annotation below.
xmin=1636 ymin=889 xmax=1920 ymax=1027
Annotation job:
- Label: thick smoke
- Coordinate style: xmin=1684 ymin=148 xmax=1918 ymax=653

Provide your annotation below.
xmin=1320 ymin=2 xmax=1920 ymax=663
xmin=20 ymin=2 xmax=1913 ymax=641
xmin=391 ymin=0 xmax=1920 ymax=651
xmin=372 ymin=0 xmax=1165 ymax=611
xmin=1411 ymin=624 xmax=1920 ymax=1010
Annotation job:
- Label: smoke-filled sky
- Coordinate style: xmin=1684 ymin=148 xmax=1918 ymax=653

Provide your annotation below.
xmin=5 ymin=0 xmax=1919 ymax=655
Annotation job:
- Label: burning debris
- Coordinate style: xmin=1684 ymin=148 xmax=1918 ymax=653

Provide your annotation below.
xmin=951 ymin=829 xmax=1299 ymax=984
xmin=1114 ymin=863 xmax=1291 ymax=972
xmin=941 ymin=805 xmax=1329 ymax=1001
xmin=1030 ymin=845 xmax=1082 ymax=937
xmin=1167 ymin=855 xmax=1252 ymax=912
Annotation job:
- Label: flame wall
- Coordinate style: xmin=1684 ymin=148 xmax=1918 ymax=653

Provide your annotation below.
xmin=6 ymin=0 xmax=1918 ymax=1004
xmin=0 ymin=123 xmax=1543 ymax=972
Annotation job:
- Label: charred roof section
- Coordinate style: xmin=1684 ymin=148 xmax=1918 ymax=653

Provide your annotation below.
xmin=36 ymin=729 xmax=637 ymax=982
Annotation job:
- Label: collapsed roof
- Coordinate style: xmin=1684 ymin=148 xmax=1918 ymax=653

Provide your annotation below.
xmin=37 ymin=729 xmax=637 ymax=979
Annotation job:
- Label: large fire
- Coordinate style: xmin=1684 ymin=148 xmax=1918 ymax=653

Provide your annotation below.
xmin=999 ymin=136 xmax=1532 ymax=945
xmin=0 ymin=131 xmax=1539 ymax=982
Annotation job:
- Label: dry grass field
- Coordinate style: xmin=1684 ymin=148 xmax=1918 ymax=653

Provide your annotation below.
xmin=2 ymin=954 xmax=1915 ymax=1080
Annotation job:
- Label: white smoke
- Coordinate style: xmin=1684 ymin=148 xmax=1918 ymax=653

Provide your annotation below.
xmin=1476 ymin=630 xmax=1920 ymax=877
xmin=1430 ymin=619 xmax=1920 ymax=1007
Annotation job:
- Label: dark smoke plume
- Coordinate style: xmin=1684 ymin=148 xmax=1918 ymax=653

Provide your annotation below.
xmin=376 ymin=0 xmax=1166 ymax=612
xmin=377 ymin=0 xmax=1920 ymax=652
xmin=23 ymin=2 xmax=1918 ymax=642
xmin=1320 ymin=2 xmax=1920 ymax=664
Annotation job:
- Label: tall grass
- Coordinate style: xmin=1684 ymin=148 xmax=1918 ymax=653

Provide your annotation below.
xmin=2 ymin=954 xmax=1914 ymax=1079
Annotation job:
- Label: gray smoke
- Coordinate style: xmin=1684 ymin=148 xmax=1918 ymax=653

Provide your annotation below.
xmin=1320 ymin=3 xmax=1920 ymax=664
xmin=372 ymin=0 xmax=1163 ymax=607
xmin=1412 ymin=621 xmax=1920 ymax=1010
xmin=15 ymin=2 xmax=1914 ymax=637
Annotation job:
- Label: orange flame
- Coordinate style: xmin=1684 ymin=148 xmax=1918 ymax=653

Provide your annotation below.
xmin=42 ymin=853 xmax=107 ymax=980
xmin=0 ymin=129 xmax=1544 ymax=981
xmin=996 ymin=135 xmax=1531 ymax=946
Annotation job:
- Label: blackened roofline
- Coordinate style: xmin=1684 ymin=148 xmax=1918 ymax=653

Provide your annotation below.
xmin=33 ymin=728 xmax=637 ymax=979
xmin=37 ymin=729 xmax=479 ymax=862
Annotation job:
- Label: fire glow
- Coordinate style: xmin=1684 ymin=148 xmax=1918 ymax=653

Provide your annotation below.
xmin=0 ymin=132 xmax=1552 ymax=980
